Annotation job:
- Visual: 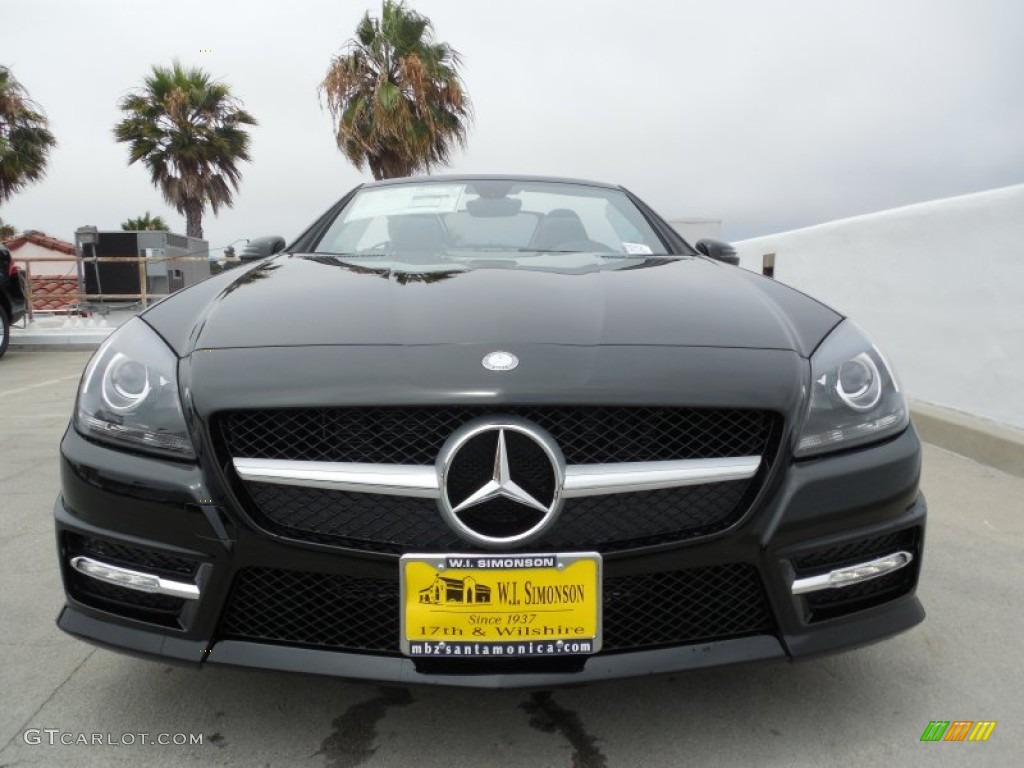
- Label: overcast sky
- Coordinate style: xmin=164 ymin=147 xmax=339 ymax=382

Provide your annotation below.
xmin=2 ymin=0 xmax=1021 ymax=250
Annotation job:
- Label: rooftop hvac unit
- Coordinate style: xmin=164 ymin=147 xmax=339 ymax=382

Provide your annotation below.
xmin=83 ymin=231 xmax=209 ymax=300
xmin=144 ymin=248 xmax=167 ymax=277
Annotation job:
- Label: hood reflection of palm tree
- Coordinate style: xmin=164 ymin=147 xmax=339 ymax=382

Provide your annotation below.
xmin=393 ymin=270 xmax=461 ymax=285
xmin=304 ymin=255 xmax=462 ymax=285
xmin=218 ymin=262 xmax=281 ymax=298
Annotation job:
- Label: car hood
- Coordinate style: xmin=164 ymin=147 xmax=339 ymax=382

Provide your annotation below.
xmin=143 ymin=254 xmax=841 ymax=356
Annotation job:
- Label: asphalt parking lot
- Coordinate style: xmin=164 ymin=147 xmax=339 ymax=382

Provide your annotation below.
xmin=1 ymin=347 xmax=1021 ymax=767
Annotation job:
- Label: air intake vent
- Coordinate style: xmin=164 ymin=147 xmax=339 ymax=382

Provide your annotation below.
xmin=219 ymin=563 xmax=774 ymax=654
xmin=794 ymin=527 xmax=922 ymax=622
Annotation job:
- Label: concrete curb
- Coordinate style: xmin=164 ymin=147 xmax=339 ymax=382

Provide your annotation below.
xmin=911 ymin=401 xmax=1024 ymax=478
xmin=10 ymin=329 xmax=113 ymax=348
xmin=9 ymin=311 xmax=134 ymax=349
xmin=10 ymin=342 xmax=109 ymax=351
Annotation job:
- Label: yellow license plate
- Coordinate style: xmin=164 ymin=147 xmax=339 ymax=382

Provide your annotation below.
xmin=400 ymin=553 xmax=602 ymax=658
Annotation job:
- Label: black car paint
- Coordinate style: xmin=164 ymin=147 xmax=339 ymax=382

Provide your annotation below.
xmin=150 ymin=256 xmax=837 ymax=353
xmin=145 ymin=254 xmax=840 ymax=356
xmin=0 ymin=244 xmax=28 ymax=357
xmin=54 ymin=176 xmax=926 ymax=687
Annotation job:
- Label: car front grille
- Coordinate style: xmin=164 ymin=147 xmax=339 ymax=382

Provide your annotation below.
xmin=218 ymin=563 xmax=774 ymax=655
xmin=218 ymin=406 xmax=779 ymax=554
xmin=241 ymin=480 xmax=753 ymax=554
xmin=218 ymin=406 xmax=776 ymax=465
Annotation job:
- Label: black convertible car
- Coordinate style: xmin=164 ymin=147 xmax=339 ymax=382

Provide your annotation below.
xmin=0 ymin=243 xmax=29 ymax=358
xmin=55 ymin=176 xmax=925 ymax=687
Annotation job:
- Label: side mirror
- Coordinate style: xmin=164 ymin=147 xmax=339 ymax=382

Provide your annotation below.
xmin=239 ymin=236 xmax=287 ymax=261
xmin=695 ymin=238 xmax=740 ymax=266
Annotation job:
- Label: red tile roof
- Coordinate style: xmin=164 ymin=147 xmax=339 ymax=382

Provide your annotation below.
xmin=2 ymin=230 xmax=76 ymax=255
xmin=30 ymin=276 xmax=79 ymax=311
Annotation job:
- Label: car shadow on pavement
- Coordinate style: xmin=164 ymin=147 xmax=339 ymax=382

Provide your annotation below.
xmin=19 ymin=634 xmax=934 ymax=768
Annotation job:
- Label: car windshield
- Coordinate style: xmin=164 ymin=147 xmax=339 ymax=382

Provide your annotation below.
xmin=312 ymin=180 xmax=671 ymax=260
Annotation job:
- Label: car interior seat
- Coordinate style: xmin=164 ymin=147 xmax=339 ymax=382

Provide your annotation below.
xmin=387 ymin=215 xmax=448 ymax=253
xmin=528 ymin=209 xmax=590 ymax=251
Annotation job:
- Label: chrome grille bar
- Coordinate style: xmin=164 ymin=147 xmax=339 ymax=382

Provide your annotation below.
xmin=233 ymin=459 xmax=441 ymax=498
xmin=232 ymin=455 xmax=761 ymax=498
xmin=562 ymin=457 xmax=761 ymax=497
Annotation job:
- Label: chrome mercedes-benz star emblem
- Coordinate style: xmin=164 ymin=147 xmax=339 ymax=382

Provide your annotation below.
xmin=451 ymin=430 xmax=549 ymax=514
xmin=436 ymin=417 xmax=565 ymax=548
xmin=482 ymin=351 xmax=519 ymax=371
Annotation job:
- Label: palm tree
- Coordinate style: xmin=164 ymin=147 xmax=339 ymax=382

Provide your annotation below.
xmin=121 ymin=211 xmax=169 ymax=231
xmin=0 ymin=217 xmax=17 ymax=241
xmin=113 ymin=61 xmax=257 ymax=239
xmin=320 ymin=0 xmax=472 ymax=179
xmin=0 ymin=66 xmax=57 ymax=206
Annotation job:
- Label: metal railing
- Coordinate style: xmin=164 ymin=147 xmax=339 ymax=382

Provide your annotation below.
xmin=15 ymin=254 xmax=215 ymax=321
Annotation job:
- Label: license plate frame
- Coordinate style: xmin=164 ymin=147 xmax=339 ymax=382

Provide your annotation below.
xmin=399 ymin=552 xmax=602 ymax=658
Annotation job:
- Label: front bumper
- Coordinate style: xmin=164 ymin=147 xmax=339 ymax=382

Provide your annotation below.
xmin=54 ymin=425 xmax=926 ymax=688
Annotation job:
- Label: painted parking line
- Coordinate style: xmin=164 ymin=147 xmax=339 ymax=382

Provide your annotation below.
xmin=0 ymin=375 xmax=82 ymax=398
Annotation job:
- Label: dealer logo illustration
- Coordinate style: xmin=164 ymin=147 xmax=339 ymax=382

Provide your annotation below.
xmin=419 ymin=574 xmax=492 ymax=605
xmin=920 ymin=721 xmax=997 ymax=742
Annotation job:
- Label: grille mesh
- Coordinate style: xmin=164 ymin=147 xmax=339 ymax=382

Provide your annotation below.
xmin=221 ymin=569 xmax=397 ymax=651
xmin=70 ymin=575 xmax=185 ymax=613
xmin=219 ymin=406 xmax=775 ymax=466
xmin=242 ymin=480 xmax=751 ymax=554
xmin=602 ymin=564 xmax=773 ymax=649
xmin=803 ymin=569 xmax=916 ymax=621
xmin=218 ymin=563 xmax=773 ymax=654
xmin=66 ymin=533 xmax=198 ymax=577
xmin=792 ymin=528 xmax=919 ymax=573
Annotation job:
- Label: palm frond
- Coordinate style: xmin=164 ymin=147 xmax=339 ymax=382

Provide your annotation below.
xmin=121 ymin=211 xmax=170 ymax=231
xmin=113 ymin=60 xmax=258 ymax=238
xmin=320 ymin=0 xmax=473 ymax=180
xmin=0 ymin=66 xmax=57 ymax=205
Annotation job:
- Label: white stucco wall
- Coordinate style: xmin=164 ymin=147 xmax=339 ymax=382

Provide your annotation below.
xmin=733 ymin=185 xmax=1024 ymax=431
xmin=12 ymin=242 xmax=79 ymax=277
xmin=668 ymin=218 xmax=722 ymax=244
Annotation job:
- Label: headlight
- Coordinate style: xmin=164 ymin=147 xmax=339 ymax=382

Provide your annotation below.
xmin=796 ymin=320 xmax=908 ymax=457
xmin=74 ymin=318 xmax=195 ymax=459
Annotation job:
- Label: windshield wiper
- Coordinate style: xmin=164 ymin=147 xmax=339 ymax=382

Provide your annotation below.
xmin=309 ymin=251 xmax=389 ymax=258
xmin=514 ymin=248 xmax=673 ymax=258
xmin=512 ymin=248 xmax=592 ymax=254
